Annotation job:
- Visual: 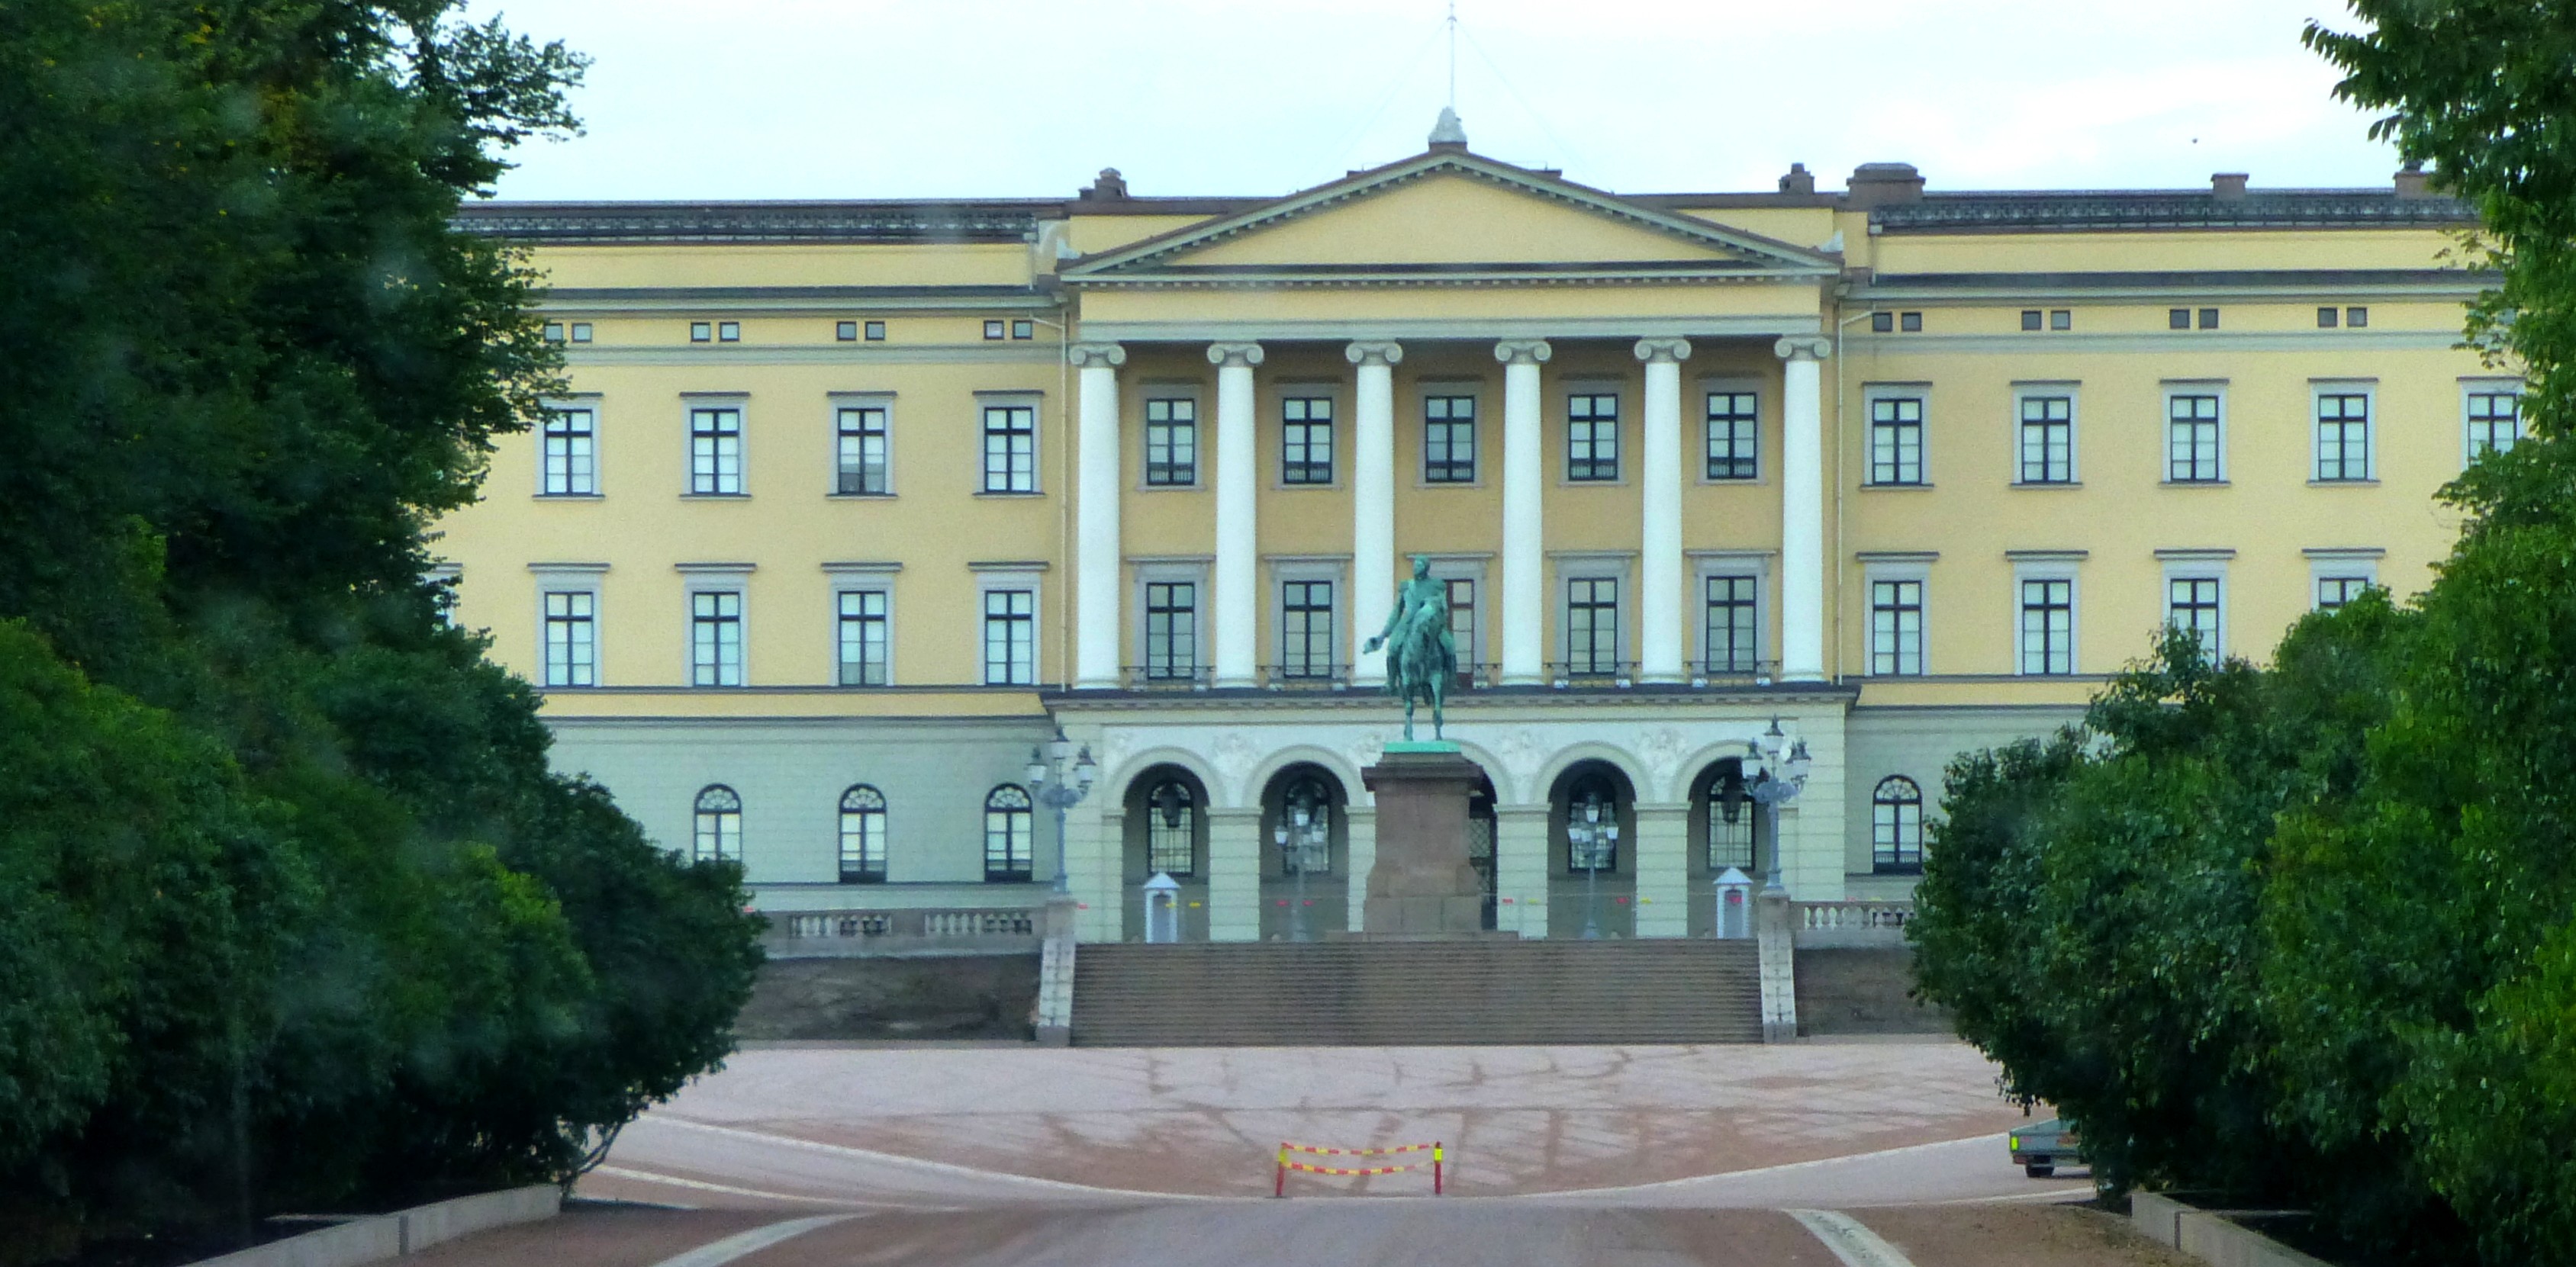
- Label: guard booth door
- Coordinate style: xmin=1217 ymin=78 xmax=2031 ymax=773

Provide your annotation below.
xmin=1467 ymin=782 xmax=1498 ymax=931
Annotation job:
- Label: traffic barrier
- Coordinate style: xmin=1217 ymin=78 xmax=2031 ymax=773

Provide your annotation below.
xmin=1273 ymin=1140 xmax=1444 ymax=1196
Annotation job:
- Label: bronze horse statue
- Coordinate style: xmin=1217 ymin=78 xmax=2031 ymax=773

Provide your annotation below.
xmin=1363 ymin=555 xmax=1457 ymax=741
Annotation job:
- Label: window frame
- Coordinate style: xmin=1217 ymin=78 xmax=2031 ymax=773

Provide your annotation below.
xmin=1702 ymin=384 xmax=1760 ymax=482
xmin=687 ymin=584 xmax=747 ymax=687
xmin=2011 ymin=385 xmax=2078 ymax=486
xmin=1278 ymin=391 xmax=1338 ymax=487
xmin=1141 ymin=394 xmax=1200 ymax=489
xmin=2463 ymin=380 xmax=2526 ymax=465
xmin=830 ymin=578 xmax=893 ymax=687
xmin=982 ymin=785 xmax=1035 ymax=882
xmin=1871 ymin=776 xmax=1925 ymax=873
xmin=977 ymin=576 xmax=1039 ymax=687
xmin=685 ymin=400 xmax=746 ymax=497
xmin=1864 ymin=387 xmax=1928 ymax=487
xmin=831 ymin=396 xmax=893 ymax=497
xmin=2161 ymin=558 xmax=2228 ymax=661
xmin=2013 ymin=564 xmax=2080 ymax=677
xmin=1554 ymin=555 xmax=1634 ymax=680
xmin=2162 ymin=384 xmax=2227 ymax=484
xmin=1864 ymin=563 xmax=1928 ymax=677
xmin=1422 ymin=557 xmax=1488 ymax=678
xmin=692 ymin=784 xmax=742 ymax=863
xmin=2307 ymin=550 xmax=2383 ymax=613
xmin=837 ymin=784 xmax=887 ymax=883
xmin=540 ymin=587 xmax=598 ymax=688
xmin=977 ymin=393 xmax=1042 ymax=494
xmin=539 ymin=400 xmax=601 ymax=497
xmin=2311 ymin=382 xmax=2377 ymax=483
xmin=1142 ymin=778 xmax=1198 ymax=877
xmin=1135 ymin=566 xmax=1207 ymax=683
xmin=1276 ymin=573 xmax=1340 ymax=681
xmin=1563 ymin=387 xmax=1621 ymax=483
xmin=1421 ymin=391 xmax=1480 ymax=485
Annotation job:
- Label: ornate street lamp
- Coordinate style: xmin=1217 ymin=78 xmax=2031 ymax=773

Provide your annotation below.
xmin=1742 ymin=716 xmax=1812 ymax=896
xmin=1571 ymin=789 xmax=1617 ymax=939
xmin=1277 ymin=780 xmax=1330 ymax=941
xmin=1026 ymin=727 xmax=1096 ymax=894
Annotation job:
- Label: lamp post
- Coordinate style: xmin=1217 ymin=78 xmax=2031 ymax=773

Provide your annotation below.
xmin=1277 ymin=783 xmax=1329 ymax=941
xmin=1026 ymin=727 xmax=1097 ymax=895
xmin=1743 ymin=716 xmax=1812 ymax=896
xmin=1572 ymin=790 xmax=1616 ymax=939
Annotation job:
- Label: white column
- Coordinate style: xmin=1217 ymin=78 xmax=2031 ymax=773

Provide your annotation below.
xmin=1206 ymin=808 xmax=1262 ymax=942
xmin=1496 ymin=339 xmax=1552 ymax=685
xmin=1345 ymin=341 xmax=1404 ymax=684
xmin=1634 ymin=338 xmax=1693 ymax=683
xmin=1342 ymin=806 xmax=1377 ymax=932
xmin=1775 ymin=336 xmax=1831 ymax=682
xmin=1208 ymin=342 xmax=1264 ymax=687
xmin=1072 ymin=343 xmax=1126 ymax=689
xmin=1632 ymin=802 xmax=1690 ymax=937
xmin=1496 ymin=806 xmax=1550 ymax=938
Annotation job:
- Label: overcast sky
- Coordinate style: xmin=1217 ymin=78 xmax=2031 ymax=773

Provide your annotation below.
xmin=465 ymin=0 xmax=2395 ymax=204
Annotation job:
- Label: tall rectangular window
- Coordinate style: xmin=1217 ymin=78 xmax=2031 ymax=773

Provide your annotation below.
xmin=1567 ymin=393 xmax=1619 ymax=481
xmin=542 ymin=591 xmax=595 ymax=687
xmin=2169 ymin=577 xmax=2221 ymax=659
xmin=836 ymin=590 xmax=888 ymax=686
xmin=2315 ymin=393 xmax=2372 ymax=481
xmin=1566 ymin=577 xmax=1621 ymax=676
xmin=691 ymin=590 xmax=743 ymax=686
xmin=1444 ymin=577 xmax=1477 ymax=677
xmin=1705 ymin=391 xmax=1757 ymax=480
xmin=1869 ymin=397 xmax=1924 ymax=485
xmin=1424 ymin=395 xmax=1476 ymax=484
xmin=1703 ymin=574 xmax=1759 ymax=674
xmin=982 ymin=404 xmax=1036 ymax=493
xmin=1144 ymin=398 xmax=1196 ymax=487
xmin=2168 ymin=394 xmax=2221 ymax=482
xmin=2467 ymin=390 xmax=2523 ymax=458
xmin=689 ymin=407 xmax=742 ymax=495
xmin=982 ymin=589 xmax=1034 ymax=685
xmin=1280 ymin=580 xmax=1335 ymax=680
xmin=836 ymin=406 xmax=889 ymax=495
xmin=2019 ymin=578 xmax=2075 ymax=676
xmin=2017 ymin=395 xmax=2073 ymax=484
xmin=2317 ymin=575 xmax=2374 ymax=611
xmin=1144 ymin=580 xmax=1197 ymax=681
xmin=1869 ymin=580 xmax=1923 ymax=676
xmin=543 ymin=408 xmax=596 ymax=496
xmin=1282 ymin=397 xmax=1335 ymax=484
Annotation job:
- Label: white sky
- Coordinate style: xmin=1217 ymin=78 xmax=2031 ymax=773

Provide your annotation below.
xmin=466 ymin=0 xmax=2394 ymax=204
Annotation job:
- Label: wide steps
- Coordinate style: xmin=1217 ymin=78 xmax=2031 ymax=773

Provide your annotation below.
xmin=1072 ymin=940 xmax=1760 ymax=1046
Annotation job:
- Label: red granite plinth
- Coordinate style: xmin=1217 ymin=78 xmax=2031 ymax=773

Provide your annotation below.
xmin=1360 ymin=748 xmax=1488 ymax=937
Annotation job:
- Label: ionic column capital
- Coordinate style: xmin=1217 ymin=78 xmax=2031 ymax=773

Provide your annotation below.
xmin=1494 ymin=339 xmax=1554 ymax=365
xmin=1206 ymin=341 xmax=1266 ymax=368
xmin=1773 ymin=336 xmax=1832 ymax=363
xmin=1068 ymin=342 xmax=1127 ymax=369
xmin=1344 ymin=340 xmax=1406 ymax=367
xmin=1634 ymin=337 xmax=1695 ymax=365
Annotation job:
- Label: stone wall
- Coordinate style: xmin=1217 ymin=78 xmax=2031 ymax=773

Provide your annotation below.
xmin=1793 ymin=947 xmax=1951 ymax=1036
xmin=734 ymin=953 xmax=1040 ymax=1041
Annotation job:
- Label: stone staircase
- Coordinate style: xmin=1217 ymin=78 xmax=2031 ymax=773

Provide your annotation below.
xmin=1072 ymin=940 xmax=1762 ymax=1046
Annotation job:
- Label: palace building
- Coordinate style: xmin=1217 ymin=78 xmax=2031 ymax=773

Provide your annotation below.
xmin=443 ymin=116 xmax=2495 ymax=947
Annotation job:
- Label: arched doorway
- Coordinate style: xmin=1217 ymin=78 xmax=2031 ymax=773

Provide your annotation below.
xmin=1121 ymin=764 xmax=1210 ymax=942
xmin=1686 ymin=758 xmax=1759 ymax=935
xmin=1259 ymin=764 xmax=1349 ymax=940
xmin=1547 ymin=759 xmax=1638 ymax=938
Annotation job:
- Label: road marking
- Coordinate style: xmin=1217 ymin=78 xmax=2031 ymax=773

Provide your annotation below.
xmin=1533 ymin=1132 xmax=2013 ymax=1197
xmin=1789 ymin=1209 xmax=1919 ymax=1267
xmin=592 ymin=1166 xmax=874 ymax=1207
xmin=639 ymin=1117 xmax=1219 ymax=1200
xmin=643 ymin=1214 xmax=855 ymax=1267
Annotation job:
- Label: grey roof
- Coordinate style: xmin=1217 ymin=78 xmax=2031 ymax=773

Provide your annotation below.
xmin=454 ymin=200 xmax=1056 ymax=243
xmin=1871 ymin=190 xmax=2475 ymax=233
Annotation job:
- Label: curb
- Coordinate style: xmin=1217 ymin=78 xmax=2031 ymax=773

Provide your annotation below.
xmin=189 ymin=1185 xmax=562 ymax=1267
xmin=2131 ymin=1192 xmax=2337 ymax=1267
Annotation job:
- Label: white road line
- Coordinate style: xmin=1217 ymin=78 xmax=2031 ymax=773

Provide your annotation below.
xmin=1532 ymin=1132 xmax=2013 ymax=1197
xmin=639 ymin=1117 xmax=1219 ymax=1201
xmin=643 ymin=1214 xmax=856 ymax=1267
xmin=591 ymin=1166 xmax=874 ymax=1207
xmin=1789 ymin=1209 xmax=1919 ymax=1267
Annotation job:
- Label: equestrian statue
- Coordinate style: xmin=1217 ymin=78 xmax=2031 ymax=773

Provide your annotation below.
xmin=1363 ymin=555 xmax=1458 ymax=741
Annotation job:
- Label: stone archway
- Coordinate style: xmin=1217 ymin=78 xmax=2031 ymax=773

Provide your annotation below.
xmin=1257 ymin=763 xmax=1349 ymax=940
xmin=1121 ymin=764 xmax=1211 ymax=942
xmin=1686 ymin=757 xmax=1757 ymax=936
xmin=1546 ymin=758 xmax=1640 ymax=938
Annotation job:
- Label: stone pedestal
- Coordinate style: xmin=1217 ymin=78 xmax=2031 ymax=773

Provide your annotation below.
xmin=1360 ymin=745 xmax=1488 ymax=936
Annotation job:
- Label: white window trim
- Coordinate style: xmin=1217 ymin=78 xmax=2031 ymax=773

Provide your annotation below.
xmin=2460 ymin=377 xmax=2526 ymax=469
xmin=1689 ymin=549 xmax=1773 ymax=680
xmin=2305 ymin=547 xmax=2384 ymax=611
xmin=1861 ymin=383 xmax=1931 ymax=487
xmin=426 ymin=562 xmax=463 ymax=630
xmin=681 ymin=394 xmax=749 ymax=498
xmin=828 ymin=391 xmax=896 ymax=498
xmin=1137 ymin=382 xmax=1205 ymax=491
xmin=2310 ymin=379 xmax=2379 ymax=484
xmin=975 ymin=391 xmax=1045 ymax=495
xmin=1560 ymin=377 xmax=1628 ymax=487
xmin=973 ymin=566 xmax=1045 ymax=686
xmin=538 ymin=395 xmax=604 ymax=498
xmin=823 ymin=561 xmax=900 ymax=687
xmin=1860 ymin=558 xmax=1931 ymax=677
xmin=2160 ymin=381 xmax=2230 ymax=484
xmin=528 ymin=563 xmax=607 ymax=688
xmin=1697 ymin=376 xmax=1764 ymax=485
xmin=1415 ymin=379 xmax=1486 ymax=489
xmin=678 ymin=563 xmax=753 ymax=687
xmin=2010 ymin=557 xmax=2083 ymax=677
xmin=1422 ymin=555 xmax=1490 ymax=673
xmin=1267 ymin=557 xmax=1350 ymax=680
xmin=1550 ymin=551 xmax=1636 ymax=683
xmin=2157 ymin=552 xmax=2232 ymax=661
xmin=2009 ymin=381 xmax=2082 ymax=486
xmin=1131 ymin=558 xmax=1212 ymax=683
xmin=1272 ymin=381 xmax=1345 ymax=490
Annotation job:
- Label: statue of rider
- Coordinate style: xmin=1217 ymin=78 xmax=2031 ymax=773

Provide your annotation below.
xmin=1363 ymin=555 xmax=1457 ymax=741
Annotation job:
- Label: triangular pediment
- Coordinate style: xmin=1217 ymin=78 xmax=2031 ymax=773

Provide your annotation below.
xmin=1064 ymin=151 xmax=1837 ymax=285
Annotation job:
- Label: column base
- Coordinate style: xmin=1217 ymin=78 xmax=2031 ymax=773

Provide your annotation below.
xmin=1213 ymin=674 xmax=1257 ymax=690
xmin=1501 ymin=671 xmax=1544 ymax=687
xmin=1638 ymin=670 xmax=1685 ymax=686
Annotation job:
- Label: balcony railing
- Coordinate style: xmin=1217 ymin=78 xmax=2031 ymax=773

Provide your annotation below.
xmin=1260 ymin=664 xmax=1350 ymax=690
xmin=1689 ymin=659 xmax=1782 ymax=687
xmin=1122 ymin=664 xmax=1214 ymax=691
xmin=771 ymin=906 xmax=1040 ymax=955
xmin=1792 ymin=899 xmax=1915 ymax=947
xmin=1548 ymin=659 xmax=1638 ymax=688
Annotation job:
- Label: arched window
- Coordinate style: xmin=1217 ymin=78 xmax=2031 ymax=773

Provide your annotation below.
xmin=839 ymin=785 xmax=886 ymax=883
xmin=1707 ymin=762 xmax=1754 ymax=872
xmin=1277 ymin=776 xmax=1331 ymax=878
xmin=1872 ymin=776 xmax=1924 ymax=873
xmin=693 ymin=785 xmax=742 ymax=862
xmin=1565 ymin=773 xmax=1621 ymax=873
xmin=1145 ymin=779 xmax=1196 ymax=877
xmin=984 ymin=784 xmax=1034 ymax=881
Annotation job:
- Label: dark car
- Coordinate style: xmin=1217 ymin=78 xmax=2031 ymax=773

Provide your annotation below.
xmin=2008 ymin=1117 xmax=2085 ymax=1178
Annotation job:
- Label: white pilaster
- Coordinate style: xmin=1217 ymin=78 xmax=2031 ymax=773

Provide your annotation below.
xmin=1776 ymin=336 xmax=1831 ymax=682
xmin=1496 ymin=806 xmax=1550 ymax=938
xmin=1342 ymin=806 xmax=1378 ymax=932
xmin=1632 ymin=802 xmax=1690 ymax=937
xmin=1346 ymin=341 xmax=1404 ymax=685
xmin=1496 ymin=339 xmax=1552 ymax=685
xmin=1634 ymin=339 xmax=1692 ymax=683
xmin=1209 ymin=342 xmax=1264 ymax=687
xmin=1072 ymin=343 xmax=1126 ymax=689
xmin=1206 ymin=807 xmax=1262 ymax=942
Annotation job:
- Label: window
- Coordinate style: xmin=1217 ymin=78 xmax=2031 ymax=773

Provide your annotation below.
xmin=543 ymin=322 xmax=565 ymax=342
xmin=2316 ymin=391 xmax=2372 ymax=481
xmin=1444 ymin=577 xmax=1477 ymax=675
xmin=2468 ymin=389 xmax=2523 ymax=458
xmin=690 ymin=321 xmax=711 ymax=342
xmin=982 ymin=404 xmax=1036 ymax=493
xmin=2317 ymin=575 xmax=2375 ymax=611
xmin=1424 ymin=394 xmax=1476 ymax=483
xmin=2021 ymin=310 xmax=2042 ymax=332
xmin=1566 ymin=577 xmax=1621 ymax=676
xmin=2347 ymin=307 xmax=2368 ymax=328
xmin=1012 ymin=320 xmax=1035 ymax=340
xmin=983 ymin=320 xmax=1005 ymax=341
xmin=865 ymin=320 xmax=886 ymax=340
xmin=1899 ymin=311 xmax=1923 ymax=333
xmin=2199 ymin=307 xmax=2220 ymax=330
xmin=836 ymin=589 xmax=888 ymax=686
xmin=2050 ymin=309 xmax=2071 ymax=330
xmin=1145 ymin=780 xmax=1196 ymax=876
xmin=2317 ymin=307 xmax=2340 ymax=329
xmin=838 ymin=785 xmax=886 ymax=883
xmin=691 ymin=590 xmax=743 ymax=687
xmin=982 ymin=588 xmax=1034 ymax=686
xmin=1144 ymin=398 xmax=1197 ymax=486
xmin=1703 ymin=574 xmax=1760 ymax=674
xmin=837 ymin=320 xmax=858 ymax=341
xmin=2017 ymin=394 xmax=2073 ymax=484
xmin=1144 ymin=580 xmax=1197 ymax=681
xmin=692 ymin=786 xmax=742 ymax=863
xmin=1566 ymin=774 xmax=1619 ymax=873
xmin=542 ymin=591 xmax=595 ymax=687
xmin=2019 ymin=578 xmax=2075 ymax=675
xmin=1869 ymin=396 xmax=1925 ymax=485
xmin=1282 ymin=396 xmax=1335 ymax=484
xmin=836 ymin=405 xmax=889 ymax=495
xmin=1871 ymin=312 xmax=1894 ymax=333
xmin=1707 ymin=765 xmax=1753 ymax=871
xmin=2168 ymin=394 xmax=2222 ymax=482
xmin=689 ymin=407 xmax=743 ymax=495
xmin=1869 ymin=579 xmax=1923 ymax=676
xmin=2169 ymin=576 xmax=2222 ymax=659
xmin=1872 ymin=777 xmax=1924 ymax=873
xmin=716 ymin=321 xmax=739 ymax=342
xmin=983 ymin=785 xmax=1032 ymax=881
xmin=569 ymin=322 xmax=591 ymax=343
xmin=1280 ymin=580 xmax=1335 ymax=680
xmin=1705 ymin=391 xmax=1757 ymax=480
xmin=2169 ymin=308 xmax=2192 ymax=330
xmin=543 ymin=408 xmax=596 ymax=496
xmin=1567 ymin=392 xmax=1619 ymax=481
